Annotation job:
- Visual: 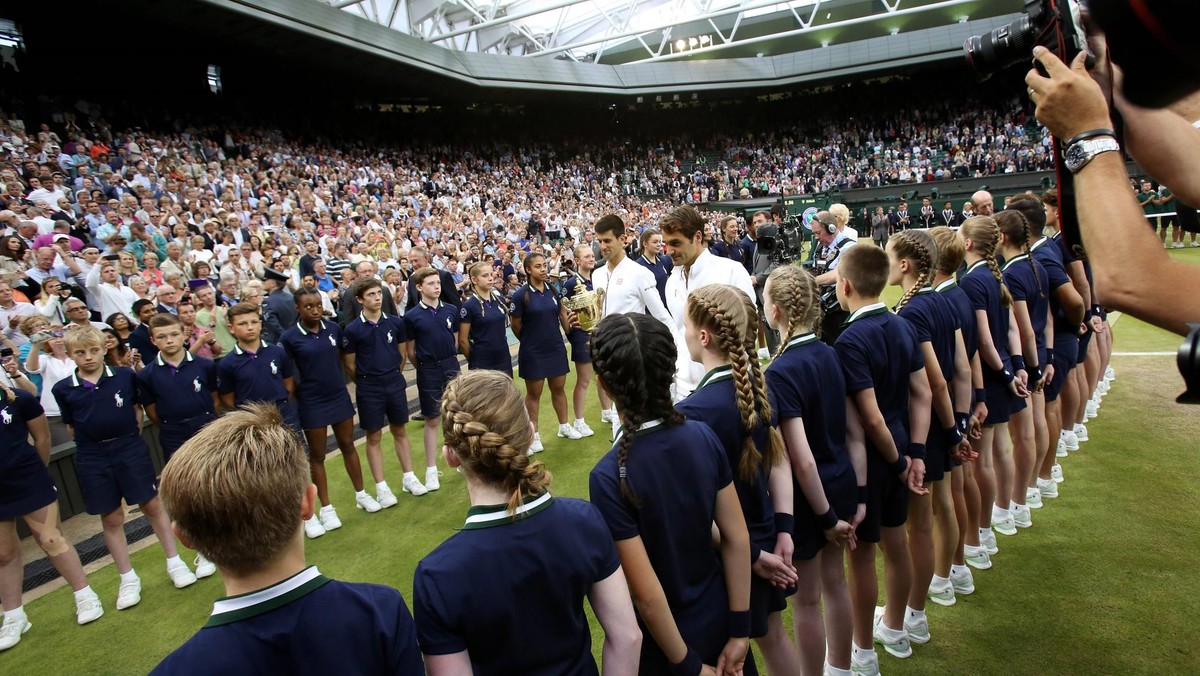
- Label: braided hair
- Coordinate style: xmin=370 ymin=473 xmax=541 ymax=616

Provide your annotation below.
xmin=960 ymin=216 xmax=1013 ymax=308
xmin=928 ymin=226 xmax=965 ymax=276
xmin=765 ymin=266 xmax=823 ymax=353
xmin=686 ymin=285 xmax=783 ymax=483
xmin=589 ymin=312 xmax=684 ymax=507
xmin=441 ymin=370 xmax=549 ymax=515
xmin=889 ymin=230 xmax=938 ymax=313
xmin=738 ymin=290 xmax=786 ymax=478
xmin=467 ymin=260 xmax=507 ymax=319
xmin=994 ymin=210 xmax=1044 ymax=300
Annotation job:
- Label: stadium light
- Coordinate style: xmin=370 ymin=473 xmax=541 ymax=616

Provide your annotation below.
xmin=675 ymin=39 xmax=686 ymax=51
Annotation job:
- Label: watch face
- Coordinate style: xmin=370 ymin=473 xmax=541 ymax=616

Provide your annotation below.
xmin=1065 ymin=144 xmax=1086 ymax=170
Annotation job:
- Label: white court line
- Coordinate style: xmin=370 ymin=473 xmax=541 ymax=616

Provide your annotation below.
xmin=1112 ymin=351 xmax=1175 ymax=356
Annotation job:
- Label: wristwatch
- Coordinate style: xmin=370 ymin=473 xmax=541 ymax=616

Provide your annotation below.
xmin=1064 ymin=136 xmax=1121 ymax=174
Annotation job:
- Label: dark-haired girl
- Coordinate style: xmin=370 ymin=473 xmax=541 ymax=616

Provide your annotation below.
xmin=510 ymin=253 xmax=580 ymax=454
xmin=589 ymin=312 xmax=755 ymax=675
xmin=678 ymin=284 xmax=800 ymax=674
xmin=281 ymin=287 xmax=375 ymax=539
xmin=414 ymin=370 xmax=641 ymax=675
xmin=996 ymin=210 xmax=1050 ymax=530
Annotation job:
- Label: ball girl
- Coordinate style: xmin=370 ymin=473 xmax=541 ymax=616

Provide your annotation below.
xmin=762 ymin=266 xmax=859 ymax=676
xmin=995 ymin=210 xmax=1050 ymax=529
xmin=562 ymin=245 xmax=598 ymax=439
xmin=510 ymin=252 xmax=581 ymax=454
xmin=0 ymin=383 xmax=103 ymax=652
xmin=458 ymin=262 xmax=512 ymax=378
xmin=886 ymin=230 xmax=975 ymax=634
xmin=677 ymin=284 xmax=801 ymax=675
xmin=928 ymin=226 xmax=987 ymax=588
xmin=589 ymin=312 xmax=755 ymax=675
xmin=958 ymin=217 xmax=1029 ymax=557
xmin=281 ymin=287 xmax=377 ymax=539
xmin=413 ymin=370 xmax=640 ymax=674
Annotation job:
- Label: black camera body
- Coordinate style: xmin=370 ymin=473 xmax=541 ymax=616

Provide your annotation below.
xmin=964 ymin=0 xmax=1089 ymax=82
xmin=756 ymin=218 xmax=806 ymax=267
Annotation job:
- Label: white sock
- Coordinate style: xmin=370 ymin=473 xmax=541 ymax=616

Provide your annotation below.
xmin=426 ymin=466 xmax=437 ymax=474
xmin=120 ymin=569 xmax=139 ymax=583
xmin=852 ymin=643 xmax=876 ymax=658
xmin=307 ymin=514 xmax=321 ymax=523
xmin=574 ymin=418 xmax=585 ymax=425
xmin=1009 ymin=500 xmax=1021 ymax=511
xmin=951 ymin=564 xmax=970 ymax=576
xmin=992 ymin=505 xmax=1010 ymax=520
xmin=73 ymin=586 xmax=95 ymax=601
xmin=165 ymin=555 xmax=183 ymax=568
xmin=906 ymin=606 xmax=925 ymax=622
xmin=402 ymin=471 xmax=417 ymax=480
xmin=931 ymin=574 xmax=950 ymax=587
xmin=376 ymin=481 xmax=389 ymax=491
xmin=3 ymin=606 xmax=25 ymax=622
xmin=355 ymin=490 xmax=368 ymax=499
xmin=979 ymin=527 xmax=992 ymax=538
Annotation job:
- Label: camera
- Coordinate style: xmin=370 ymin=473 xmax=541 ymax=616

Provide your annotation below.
xmin=1180 ymin=323 xmax=1200 ymax=405
xmin=755 ymin=218 xmax=806 ymax=267
xmin=963 ymin=0 xmax=1088 ymax=82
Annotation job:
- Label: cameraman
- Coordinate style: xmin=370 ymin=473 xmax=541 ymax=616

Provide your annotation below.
xmin=1025 ymin=17 xmax=1200 ymax=336
xmin=810 ymin=210 xmax=857 ymax=343
xmin=742 ymin=210 xmax=781 ymax=354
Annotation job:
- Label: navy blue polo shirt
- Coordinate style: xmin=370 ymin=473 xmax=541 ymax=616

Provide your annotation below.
xmin=635 ymin=253 xmax=672 ymax=304
xmin=959 ymin=261 xmax=1012 ymax=367
xmin=935 ymin=279 xmax=977 ymax=360
xmin=136 ymin=352 xmax=217 ymax=425
xmin=0 ymin=390 xmax=44 ymax=473
xmin=341 ymin=312 xmax=407 ymax=377
xmin=281 ymin=321 xmax=346 ymax=399
xmin=1003 ymin=253 xmax=1051 ymax=355
xmin=676 ymin=366 xmax=776 ymax=559
xmin=898 ymin=289 xmax=959 ymax=386
xmin=414 ymin=495 xmax=618 ymax=675
xmin=589 ymin=420 xmax=732 ymax=653
xmin=52 ymin=366 xmax=143 ymax=444
xmin=510 ymin=284 xmax=563 ymax=352
xmin=834 ymin=303 xmax=924 ymax=453
xmin=403 ymin=301 xmax=459 ymax=365
xmin=765 ymin=333 xmax=853 ymax=482
xmin=216 ymin=341 xmax=292 ymax=405
xmin=460 ymin=293 xmax=508 ymax=355
xmin=152 ymin=567 xmax=423 ymax=676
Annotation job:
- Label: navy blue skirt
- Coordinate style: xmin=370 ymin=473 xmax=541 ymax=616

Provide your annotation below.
xmin=0 ymin=456 xmax=58 ymax=520
xmin=518 ymin=341 xmax=569 ymax=381
xmin=297 ymin=389 xmax=356 ymax=430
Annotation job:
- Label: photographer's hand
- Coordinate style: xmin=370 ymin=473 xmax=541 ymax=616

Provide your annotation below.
xmin=1026 ymin=48 xmax=1112 ymax=141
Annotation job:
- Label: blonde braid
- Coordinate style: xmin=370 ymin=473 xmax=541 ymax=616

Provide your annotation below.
xmin=739 ymin=293 xmax=785 ymax=472
xmin=891 ymin=230 xmax=936 ymax=313
xmin=766 ymin=266 xmax=823 ymax=358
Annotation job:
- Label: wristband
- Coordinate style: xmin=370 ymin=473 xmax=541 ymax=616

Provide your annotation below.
xmin=907 ymin=443 xmax=927 ymax=461
xmin=974 ymin=387 xmax=986 ymax=404
xmin=1047 ymin=348 xmax=1055 ymax=365
xmin=888 ymin=454 xmax=909 ymax=476
xmin=817 ymin=506 xmax=839 ymax=531
xmin=1091 ymin=304 xmax=1102 ymax=319
xmin=857 ymin=485 xmax=869 ymax=504
xmin=1064 ymin=128 xmax=1115 ymax=148
xmin=955 ymin=412 xmax=971 ymax=435
xmin=774 ymin=513 xmax=795 ymax=536
xmin=728 ymin=610 xmax=752 ymax=639
xmin=1002 ymin=368 xmax=1016 ymax=384
xmin=669 ymin=648 xmax=703 ymax=676
xmin=945 ymin=425 xmax=963 ymax=446
xmin=1011 ymin=355 xmax=1026 ymax=373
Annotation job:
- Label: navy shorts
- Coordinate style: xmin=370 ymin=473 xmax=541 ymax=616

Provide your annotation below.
xmin=159 ymin=412 xmax=217 ymax=464
xmin=356 ymin=372 xmax=409 ymax=431
xmin=1045 ymin=335 xmax=1079 ymax=402
xmin=1077 ymin=327 xmax=1094 ymax=365
xmin=856 ymin=451 xmax=909 ymax=544
xmin=923 ymin=425 xmax=952 ymax=484
xmin=568 ymin=331 xmax=591 ymax=364
xmin=75 ymin=436 xmax=159 ymax=515
xmin=792 ymin=465 xmax=857 ymax=561
xmin=416 ymin=357 xmax=461 ymax=419
xmin=467 ymin=349 xmax=513 ymax=378
xmin=750 ymin=573 xmax=789 ymax=638
xmin=983 ymin=370 xmax=1013 ymax=425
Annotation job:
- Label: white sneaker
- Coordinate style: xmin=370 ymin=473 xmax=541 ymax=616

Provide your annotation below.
xmin=194 ymin=555 xmax=216 ymax=579
xmin=377 ymin=482 xmax=399 ymax=508
xmin=600 ymin=408 xmax=614 ymax=424
xmin=402 ymin=473 xmax=429 ymax=496
xmin=557 ymin=422 xmax=582 ymax=439
xmin=76 ymin=592 xmax=104 ymax=624
xmin=1051 ymin=463 xmax=1065 ymax=484
xmin=1026 ymin=487 xmax=1043 ymax=509
xmin=850 ymin=648 xmax=881 ymax=676
xmin=0 ymin=615 xmax=30 ymax=651
xmin=979 ymin=528 xmax=999 ymax=555
xmin=167 ymin=560 xmax=197 ymax=589
xmin=928 ymin=576 xmax=956 ymax=607
xmin=1073 ymin=423 xmax=1089 ymax=443
xmin=355 ymin=492 xmax=382 ymax=513
xmin=319 ymin=505 xmax=342 ymax=531
xmin=116 ymin=575 xmax=142 ymax=610
xmin=1172 ymin=242 xmax=1185 ymax=249
xmin=1012 ymin=504 xmax=1033 ymax=529
xmin=964 ymin=545 xmax=992 ymax=570
xmin=1191 ymin=241 xmax=1200 ymax=248
xmin=1056 ymin=438 xmax=1068 ymax=457
xmin=528 ymin=433 xmax=544 ymax=455
xmin=1061 ymin=429 xmax=1080 ymax=451
xmin=425 ymin=467 xmax=442 ymax=492
xmin=1085 ymin=400 xmax=1099 ymax=419
xmin=872 ymin=607 xmax=913 ymax=658
xmin=993 ymin=513 xmax=1017 ymax=536
xmin=304 ymin=514 xmax=326 ymax=539
xmin=950 ymin=566 xmax=976 ymax=594
xmin=573 ymin=419 xmax=595 ymax=437
xmin=1038 ymin=477 xmax=1059 ymax=499
xmin=903 ymin=613 xmax=930 ymax=644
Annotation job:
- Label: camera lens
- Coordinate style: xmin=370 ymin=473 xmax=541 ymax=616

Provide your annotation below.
xmin=963 ymin=15 xmax=1034 ymax=82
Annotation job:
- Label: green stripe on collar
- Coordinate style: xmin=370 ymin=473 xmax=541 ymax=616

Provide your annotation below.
xmin=695 ymin=364 xmax=733 ymax=390
xmin=1001 ymin=253 xmax=1030 ymax=271
xmin=205 ymin=567 xmax=330 ymax=627
xmin=462 ymin=492 xmax=554 ymax=530
xmin=844 ymin=302 xmax=888 ymax=325
xmin=782 ymin=333 xmax=818 ymax=353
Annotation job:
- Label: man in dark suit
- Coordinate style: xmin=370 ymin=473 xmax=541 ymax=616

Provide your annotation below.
xmin=261 ymin=268 xmax=296 ymax=344
xmin=940 ymin=201 xmax=959 ymax=227
xmin=339 ymin=260 xmax=399 ymax=322
xmin=405 ymin=247 xmax=460 ymax=311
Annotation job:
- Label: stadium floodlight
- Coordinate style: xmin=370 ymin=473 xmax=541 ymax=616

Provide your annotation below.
xmin=676 ymin=39 xmax=686 ymax=51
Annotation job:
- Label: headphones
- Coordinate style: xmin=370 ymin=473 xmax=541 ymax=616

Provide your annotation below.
xmin=815 ymin=218 xmax=837 ymax=235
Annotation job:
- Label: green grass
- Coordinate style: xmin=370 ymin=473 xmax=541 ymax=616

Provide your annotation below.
xmin=4 ymin=258 xmax=1199 ymax=674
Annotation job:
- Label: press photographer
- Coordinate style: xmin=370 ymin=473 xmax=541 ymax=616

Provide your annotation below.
xmin=809 ymin=210 xmax=857 ymax=344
